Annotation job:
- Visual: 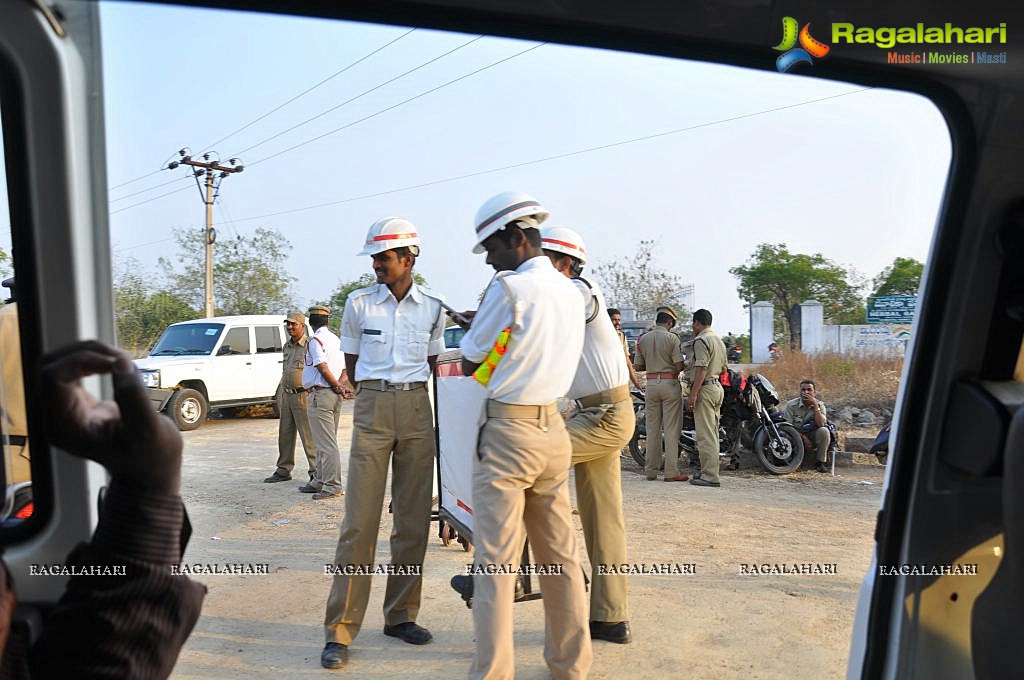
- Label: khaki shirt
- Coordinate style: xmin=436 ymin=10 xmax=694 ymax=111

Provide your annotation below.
xmin=686 ymin=328 xmax=727 ymax=382
xmin=281 ymin=334 xmax=308 ymax=389
xmin=785 ymin=397 xmax=827 ymax=428
xmin=635 ymin=326 xmax=682 ymax=373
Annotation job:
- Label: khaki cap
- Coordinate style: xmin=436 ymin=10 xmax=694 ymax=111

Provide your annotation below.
xmin=308 ymin=305 xmax=330 ymax=317
xmin=284 ymin=311 xmax=305 ymax=324
xmin=656 ymin=305 xmax=677 ymax=321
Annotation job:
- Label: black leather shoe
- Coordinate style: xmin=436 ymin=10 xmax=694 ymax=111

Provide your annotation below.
xmin=589 ymin=620 xmax=632 ymax=644
xmin=383 ymin=622 xmax=433 ymax=645
xmin=450 ymin=574 xmax=474 ymax=607
xmin=298 ymin=483 xmax=321 ymax=493
xmin=321 ymin=642 xmax=348 ymax=669
xmin=263 ymin=472 xmax=291 ymax=483
xmin=815 ymin=461 xmax=830 ymax=473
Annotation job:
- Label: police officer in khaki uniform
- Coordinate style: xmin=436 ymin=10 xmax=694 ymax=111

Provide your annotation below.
xmin=320 ymin=218 xmax=446 ymax=670
xmin=686 ymin=308 xmax=728 ymax=487
xmin=635 ymin=307 xmax=686 ymax=482
xmin=264 ymin=311 xmax=317 ymax=483
xmin=458 ymin=192 xmax=591 ymax=680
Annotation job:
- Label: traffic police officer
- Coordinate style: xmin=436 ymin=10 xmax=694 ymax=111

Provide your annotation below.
xmin=686 ymin=308 xmax=728 ymax=487
xmin=264 ymin=311 xmax=317 ymax=483
xmin=299 ymin=305 xmax=349 ymax=500
xmin=541 ymin=226 xmax=636 ymax=645
xmin=458 ymin=192 xmax=591 ymax=680
xmin=321 ymin=218 xmax=446 ymax=670
xmin=635 ymin=306 xmax=686 ymax=481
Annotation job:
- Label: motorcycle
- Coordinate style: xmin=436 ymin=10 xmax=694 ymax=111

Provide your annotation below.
xmin=628 ymin=372 xmax=806 ymax=475
xmin=727 ymin=344 xmax=742 ymax=363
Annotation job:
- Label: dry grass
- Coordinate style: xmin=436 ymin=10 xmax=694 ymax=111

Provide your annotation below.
xmin=752 ymin=351 xmax=902 ymax=413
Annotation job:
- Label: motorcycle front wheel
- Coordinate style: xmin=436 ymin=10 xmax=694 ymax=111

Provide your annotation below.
xmin=628 ymin=407 xmax=647 ymax=468
xmin=753 ymin=423 xmax=805 ymax=474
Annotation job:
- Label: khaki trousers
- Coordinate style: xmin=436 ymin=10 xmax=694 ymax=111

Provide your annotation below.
xmin=470 ymin=401 xmax=592 ymax=680
xmin=324 ymin=385 xmax=435 ymax=644
xmin=644 ymin=378 xmax=682 ymax=478
xmin=275 ymin=390 xmax=317 ymax=477
xmin=566 ymin=394 xmax=634 ymax=623
xmin=807 ymin=426 xmax=831 ymax=462
xmin=308 ymin=389 xmax=343 ymax=494
xmin=694 ymin=383 xmax=724 ymax=484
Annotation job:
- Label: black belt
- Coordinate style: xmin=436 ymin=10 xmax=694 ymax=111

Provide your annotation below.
xmin=2 ymin=435 xmax=27 ymax=447
xmin=359 ymin=380 xmax=426 ymax=392
xmin=702 ymin=378 xmax=720 ymax=385
xmin=283 ymin=386 xmax=306 ymax=394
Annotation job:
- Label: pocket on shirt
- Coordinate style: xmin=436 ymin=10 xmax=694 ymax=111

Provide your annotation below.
xmin=402 ymin=331 xmax=431 ymax=364
xmin=360 ymin=332 xmax=388 ymax=364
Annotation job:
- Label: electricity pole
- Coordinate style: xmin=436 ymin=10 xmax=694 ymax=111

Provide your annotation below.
xmin=168 ymin=150 xmax=244 ymax=318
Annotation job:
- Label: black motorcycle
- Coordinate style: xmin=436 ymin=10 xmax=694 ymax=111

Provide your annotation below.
xmin=628 ymin=372 xmax=805 ymax=475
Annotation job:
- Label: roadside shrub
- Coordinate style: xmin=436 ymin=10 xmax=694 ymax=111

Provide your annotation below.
xmin=754 ymin=350 xmax=902 ymax=414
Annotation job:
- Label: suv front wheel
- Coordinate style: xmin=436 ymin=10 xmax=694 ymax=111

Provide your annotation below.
xmin=166 ymin=388 xmax=208 ymax=431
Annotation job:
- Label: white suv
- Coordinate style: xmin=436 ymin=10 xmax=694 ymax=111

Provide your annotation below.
xmin=134 ymin=315 xmax=287 ymax=431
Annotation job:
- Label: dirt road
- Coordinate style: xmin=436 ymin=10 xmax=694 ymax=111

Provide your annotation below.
xmin=170 ymin=405 xmax=885 ymax=679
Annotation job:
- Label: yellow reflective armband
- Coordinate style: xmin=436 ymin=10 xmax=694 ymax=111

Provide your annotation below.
xmin=472 ymin=327 xmax=511 ymax=386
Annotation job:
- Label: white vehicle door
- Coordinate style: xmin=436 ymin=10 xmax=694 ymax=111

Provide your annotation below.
xmin=250 ymin=324 xmax=285 ymax=399
xmin=206 ymin=325 xmax=256 ymax=402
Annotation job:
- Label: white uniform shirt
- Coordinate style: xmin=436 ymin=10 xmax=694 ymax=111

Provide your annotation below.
xmin=461 ymin=256 xmax=584 ymax=405
xmin=566 ymin=278 xmax=630 ymax=400
xmin=302 ymin=325 xmax=344 ymax=389
xmin=340 ymin=282 xmax=446 ymax=383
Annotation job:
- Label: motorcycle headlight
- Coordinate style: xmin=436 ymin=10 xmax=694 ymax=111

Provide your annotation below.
xmin=140 ymin=369 xmax=160 ymax=388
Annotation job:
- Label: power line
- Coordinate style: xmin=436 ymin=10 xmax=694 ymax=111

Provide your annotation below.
xmin=246 ymin=41 xmax=544 ymax=167
xmin=110 ymin=86 xmax=870 ymax=223
xmin=219 ymin=86 xmax=874 ymax=225
xmin=108 ymin=168 xmax=164 ymax=191
xmin=109 ymin=185 xmax=193 ymax=215
xmin=231 ymin=35 xmax=486 ymax=159
xmin=202 ymin=27 xmax=417 ymax=152
xmin=109 ymin=175 xmax=191 ymax=203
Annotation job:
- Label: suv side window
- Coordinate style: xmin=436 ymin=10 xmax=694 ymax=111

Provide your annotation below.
xmin=255 ymin=326 xmax=282 ymax=353
xmin=219 ymin=326 xmax=251 ymax=356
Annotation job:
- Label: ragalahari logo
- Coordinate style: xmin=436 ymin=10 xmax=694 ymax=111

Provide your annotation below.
xmin=773 ymin=17 xmax=831 ymax=72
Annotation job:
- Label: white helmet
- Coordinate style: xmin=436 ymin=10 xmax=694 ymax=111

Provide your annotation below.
xmin=358 ymin=217 xmax=421 ymax=256
xmin=472 ymin=191 xmax=549 ymax=254
xmin=540 ymin=226 xmax=587 ymax=264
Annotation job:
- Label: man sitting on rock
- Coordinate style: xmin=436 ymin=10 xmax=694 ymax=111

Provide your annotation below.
xmin=784 ymin=379 xmax=834 ymax=473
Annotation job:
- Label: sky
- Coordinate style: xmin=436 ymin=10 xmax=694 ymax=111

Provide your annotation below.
xmin=6 ymin=2 xmax=952 ymax=334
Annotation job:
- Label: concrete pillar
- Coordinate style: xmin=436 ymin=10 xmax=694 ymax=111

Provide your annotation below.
xmin=799 ymin=300 xmax=824 ymax=354
xmin=750 ymin=301 xmax=774 ymax=363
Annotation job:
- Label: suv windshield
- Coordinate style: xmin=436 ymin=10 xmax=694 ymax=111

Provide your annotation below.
xmin=149 ymin=323 xmax=224 ymax=356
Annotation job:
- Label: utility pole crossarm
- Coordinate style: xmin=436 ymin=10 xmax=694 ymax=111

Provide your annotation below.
xmin=167 ymin=150 xmax=244 ymax=319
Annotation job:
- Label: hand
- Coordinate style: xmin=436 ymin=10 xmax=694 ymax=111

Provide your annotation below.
xmin=448 ymin=310 xmax=475 ymax=331
xmin=40 ymin=341 xmax=182 ymax=494
xmin=685 ymin=397 xmax=696 ymax=411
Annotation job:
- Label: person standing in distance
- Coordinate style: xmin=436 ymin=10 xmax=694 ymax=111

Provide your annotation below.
xmin=320 ymin=218 xmax=446 ymax=669
xmin=606 ymin=307 xmax=643 ymax=390
xmin=456 ymin=192 xmax=591 ymax=680
xmin=634 ymin=307 xmax=686 ymax=482
xmin=542 ymin=226 xmax=636 ymax=645
xmin=264 ymin=311 xmax=317 ymax=484
xmin=686 ymin=308 xmax=728 ymax=488
xmin=298 ymin=305 xmax=351 ymax=500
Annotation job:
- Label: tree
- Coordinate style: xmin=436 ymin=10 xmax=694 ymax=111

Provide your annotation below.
xmin=871 ymin=257 xmax=924 ymax=297
xmin=730 ymin=243 xmax=864 ymax=344
xmin=160 ymin=226 xmax=296 ymax=315
xmin=0 ymin=247 xmax=10 ymax=282
xmin=113 ymin=257 xmax=197 ymax=355
xmin=592 ymin=240 xmax=689 ymax=318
